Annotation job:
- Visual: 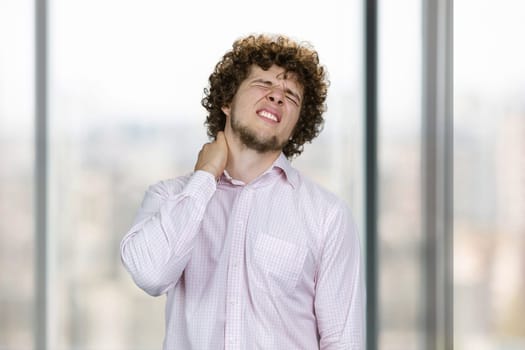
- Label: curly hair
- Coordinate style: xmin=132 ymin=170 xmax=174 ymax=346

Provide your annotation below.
xmin=201 ymin=34 xmax=329 ymax=159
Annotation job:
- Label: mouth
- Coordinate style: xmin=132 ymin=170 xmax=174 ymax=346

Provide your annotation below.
xmin=256 ymin=109 xmax=281 ymax=123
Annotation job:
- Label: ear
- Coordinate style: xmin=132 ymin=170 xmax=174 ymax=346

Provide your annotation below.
xmin=221 ymin=105 xmax=231 ymax=117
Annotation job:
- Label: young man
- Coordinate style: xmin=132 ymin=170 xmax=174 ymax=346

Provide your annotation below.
xmin=120 ymin=34 xmax=365 ymax=349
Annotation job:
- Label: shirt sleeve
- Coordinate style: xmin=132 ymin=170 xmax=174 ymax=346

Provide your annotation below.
xmin=120 ymin=170 xmax=216 ymax=296
xmin=315 ymin=200 xmax=366 ymax=350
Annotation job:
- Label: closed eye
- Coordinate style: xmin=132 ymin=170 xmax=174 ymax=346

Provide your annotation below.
xmin=250 ymin=79 xmax=302 ymax=106
xmin=252 ymin=80 xmax=273 ymax=89
xmin=286 ymin=94 xmax=300 ymax=106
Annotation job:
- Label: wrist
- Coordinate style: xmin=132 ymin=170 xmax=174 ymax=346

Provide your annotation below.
xmin=196 ymin=164 xmax=221 ymax=179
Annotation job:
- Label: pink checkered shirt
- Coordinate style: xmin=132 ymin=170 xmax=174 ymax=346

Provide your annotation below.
xmin=120 ymin=153 xmax=365 ymax=349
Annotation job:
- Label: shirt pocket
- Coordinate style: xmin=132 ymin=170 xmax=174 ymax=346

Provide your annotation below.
xmin=251 ymin=233 xmax=308 ymax=297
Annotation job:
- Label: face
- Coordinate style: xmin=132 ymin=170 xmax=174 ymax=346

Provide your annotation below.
xmin=221 ymin=65 xmax=303 ymax=154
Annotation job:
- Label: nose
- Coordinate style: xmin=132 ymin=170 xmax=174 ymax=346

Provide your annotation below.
xmin=266 ymin=87 xmax=284 ymax=105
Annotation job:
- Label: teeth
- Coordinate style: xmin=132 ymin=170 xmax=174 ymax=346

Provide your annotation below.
xmin=258 ymin=111 xmax=278 ymax=122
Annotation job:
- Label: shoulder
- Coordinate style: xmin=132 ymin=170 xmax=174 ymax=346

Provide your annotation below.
xmin=290 ymin=170 xmax=356 ymax=241
xmin=145 ymin=173 xmax=193 ymax=199
xmin=294 ymin=170 xmax=348 ymax=214
xmin=281 ymin=156 xmax=341 ymax=209
xmin=291 ymin=170 xmax=359 ymax=261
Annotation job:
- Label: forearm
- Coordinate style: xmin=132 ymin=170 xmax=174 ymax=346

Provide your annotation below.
xmin=317 ymin=260 xmax=365 ymax=350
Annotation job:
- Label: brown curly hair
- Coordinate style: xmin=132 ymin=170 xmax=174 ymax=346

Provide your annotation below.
xmin=201 ymin=34 xmax=329 ymax=159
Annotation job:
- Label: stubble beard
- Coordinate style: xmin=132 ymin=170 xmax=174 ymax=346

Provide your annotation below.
xmin=230 ymin=113 xmax=289 ymax=154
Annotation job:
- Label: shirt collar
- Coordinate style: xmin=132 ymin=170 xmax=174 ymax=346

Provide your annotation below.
xmin=273 ymin=153 xmax=299 ymax=189
xmin=218 ymin=153 xmax=299 ymax=189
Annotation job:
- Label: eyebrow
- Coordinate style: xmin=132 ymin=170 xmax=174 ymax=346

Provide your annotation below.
xmin=250 ymin=78 xmax=302 ymax=103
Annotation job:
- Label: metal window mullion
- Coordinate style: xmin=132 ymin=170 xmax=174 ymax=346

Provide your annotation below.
xmin=422 ymin=0 xmax=453 ymax=349
xmin=364 ymin=1 xmax=378 ymax=349
xmin=35 ymin=0 xmax=48 ymax=349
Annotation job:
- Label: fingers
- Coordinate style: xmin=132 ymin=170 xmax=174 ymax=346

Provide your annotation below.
xmin=216 ymin=131 xmax=227 ymax=147
xmin=194 ymin=131 xmax=229 ymax=178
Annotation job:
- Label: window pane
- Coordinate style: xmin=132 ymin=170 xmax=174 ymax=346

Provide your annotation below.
xmin=454 ymin=1 xmax=525 ymax=349
xmin=0 ymin=1 xmax=35 ymax=349
xmin=378 ymin=1 xmax=423 ymax=349
xmin=48 ymin=0 xmax=363 ymax=348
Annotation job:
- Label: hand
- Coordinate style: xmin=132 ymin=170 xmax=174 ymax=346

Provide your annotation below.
xmin=194 ymin=131 xmax=228 ymax=179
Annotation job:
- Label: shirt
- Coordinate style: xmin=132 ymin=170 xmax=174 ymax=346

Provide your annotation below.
xmin=120 ymin=153 xmax=365 ymax=350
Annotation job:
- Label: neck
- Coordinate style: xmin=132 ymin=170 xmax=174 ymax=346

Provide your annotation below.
xmin=224 ymin=129 xmax=281 ymax=184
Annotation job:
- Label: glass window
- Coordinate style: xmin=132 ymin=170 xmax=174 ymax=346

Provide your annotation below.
xmin=378 ymin=1 xmax=423 ymax=349
xmin=0 ymin=1 xmax=35 ymax=349
xmin=454 ymin=1 xmax=525 ymax=349
xmin=48 ymin=0 xmax=363 ymax=348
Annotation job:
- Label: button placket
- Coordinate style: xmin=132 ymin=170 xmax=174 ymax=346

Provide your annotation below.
xmin=224 ymin=188 xmax=252 ymax=350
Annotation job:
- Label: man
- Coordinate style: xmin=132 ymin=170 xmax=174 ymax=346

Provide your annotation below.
xmin=120 ymin=34 xmax=365 ymax=349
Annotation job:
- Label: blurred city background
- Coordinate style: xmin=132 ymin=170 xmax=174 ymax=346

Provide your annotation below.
xmin=0 ymin=0 xmax=524 ymax=349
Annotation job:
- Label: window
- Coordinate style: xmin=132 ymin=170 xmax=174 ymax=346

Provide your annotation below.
xmin=454 ymin=1 xmax=525 ymax=348
xmin=7 ymin=1 xmax=521 ymax=349
xmin=378 ymin=1 xmax=424 ymax=348
xmin=46 ymin=0 xmax=363 ymax=348
xmin=0 ymin=1 xmax=34 ymax=349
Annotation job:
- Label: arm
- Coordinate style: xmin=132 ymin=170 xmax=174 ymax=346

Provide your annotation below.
xmin=120 ymin=171 xmax=216 ymax=296
xmin=120 ymin=132 xmax=228 ymax=296
xmin=315 ymin=201 xmax=366 ymax=350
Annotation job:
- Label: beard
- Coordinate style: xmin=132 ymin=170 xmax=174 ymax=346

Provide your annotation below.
xmin=230 ymin=113 xmax=289 ymax=154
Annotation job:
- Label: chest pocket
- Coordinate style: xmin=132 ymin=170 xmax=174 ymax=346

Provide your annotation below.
xmin=251 ymin=233 xmax=308 ymax=297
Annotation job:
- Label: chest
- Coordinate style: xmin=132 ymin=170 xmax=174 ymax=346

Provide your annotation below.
xmin=190 ymin=185 xmax=321 ymax=296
